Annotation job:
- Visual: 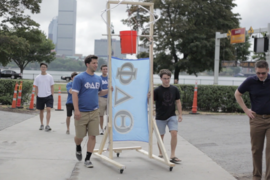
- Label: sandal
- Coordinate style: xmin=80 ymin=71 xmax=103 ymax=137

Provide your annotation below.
xmin=170 ymin=157 xmax=181 ymax=163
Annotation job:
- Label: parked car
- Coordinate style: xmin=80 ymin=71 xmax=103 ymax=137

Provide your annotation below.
xmin=0 ymin=70 xmax=22 ymax=79
xmin=61 ymin=76 xmax=71 ymax=82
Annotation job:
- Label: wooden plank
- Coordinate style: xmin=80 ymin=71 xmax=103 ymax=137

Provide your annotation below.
xmin=108 ymin=0 xmax=153 ymax=6
xmin=94 ymin=146 xmax=142 ymax=153
xmin=97 ymin=123 xmax=109 ymax=154
xmin=136 ymin=149 xmax=175 ymax=167
xmin=93 ymin=153 xmax=125 ymax=169
xmin=152 ymin=118 xmax=171 ymax=164
xmin=106 ymin=1 xmax=114 ymax=160
xmin=113 ymin=146 xmax=142 ymax=151
xmin=148 ymin=4 xmax=154 ymax=159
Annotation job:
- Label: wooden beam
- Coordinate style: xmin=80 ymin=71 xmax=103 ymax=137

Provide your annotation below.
xmin=94 ymin=146 xmax=142 ymax=153
xmin=148 ymin=3 xmax=154 ymax=159
xmin=152 ymin=118 xmax=171 ymax=164
xmin=113 ymin=146 xmax=142 ymax=151
xmin=106 ymin=1 xmax=114 ymax=160
xmin=108 ymin=1 xmax=153 ymax=6
xmin=93 ymin=153 xmax=125 ymax=169
xmin=136 ymin=149 xmax=175 ymax=167
xmin=97 ymin=121 xmax=109 ymax=154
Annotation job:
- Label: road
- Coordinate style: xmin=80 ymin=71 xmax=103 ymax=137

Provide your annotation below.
xmin=178 ymin=114 xmax=266 ymax=180
xmin=1 ymin=97 xmax=267 ymax=179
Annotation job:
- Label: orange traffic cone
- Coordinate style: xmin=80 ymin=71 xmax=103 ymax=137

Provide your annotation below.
xmin=27 ymin=85 xmax=36 ymax=110
xmin=17 ymin=81 xmax=23 ymax=108
xmin=189 ymin=82 xmax=200 ymax=114
xmin=55 ymin=86 xmax=64 ymax=111
xmin=10 ymin=82 xmax=18 ymax=109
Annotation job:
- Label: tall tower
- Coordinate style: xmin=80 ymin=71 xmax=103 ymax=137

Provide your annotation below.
xmin=48 ymin=16 xmax=58 ymax=46
xmin=56 ymin=0 xmax=77 ymax=56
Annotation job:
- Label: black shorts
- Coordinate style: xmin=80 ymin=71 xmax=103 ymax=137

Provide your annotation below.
xmin=66 ymin=103 xmax=74 ymax=117
xmin=36 ymin=95 xmax=54 ymax=110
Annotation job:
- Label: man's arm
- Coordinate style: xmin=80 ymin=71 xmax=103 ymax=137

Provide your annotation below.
xmin=35 ymin=86 xmax=38 ymax=96
xmin=98 ymin=86 xmax=113 ymax=96
xmin=51 ymin=85 xmax=54 ymax=95
xmin=98 ymin=89 xmax=108 ymax=96
xmin=176 ymin=99 xmax=183 ymax=122
xmin=69 ymin=88 xmax=73 ymax=94
xmin=72 ymin=92 xmax=81 ymax=120
xmin=235 ymin=89 xmax=255 ymax=119
xmin=66 ymin=83 xmax=72 ymax=94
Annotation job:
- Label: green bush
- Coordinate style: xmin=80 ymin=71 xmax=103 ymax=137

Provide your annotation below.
xmin=174 ymin=84 xmax=250 ymax=113
xmin=0 ymin=79 xmax=33 ymax=105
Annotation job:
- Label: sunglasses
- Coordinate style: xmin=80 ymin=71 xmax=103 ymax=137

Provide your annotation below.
xmin=256 ymin=72 xmax=267 ymax=75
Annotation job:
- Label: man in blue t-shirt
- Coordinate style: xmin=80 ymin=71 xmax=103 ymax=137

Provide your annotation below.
xmin=235 ymin=60 xmax=270 ymax=180
xmin=72 ymin=55 xmax=110 ymax=168
xmin=98 ymin=64 xmax=108 ymax=135
xmin=65 ymin=72 xmax=78 ymax=135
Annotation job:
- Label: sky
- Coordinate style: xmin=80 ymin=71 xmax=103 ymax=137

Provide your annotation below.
xmin=28 ymin=0 xmax=270 ymax=56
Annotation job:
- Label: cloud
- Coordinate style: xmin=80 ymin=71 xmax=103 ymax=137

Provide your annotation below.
xmin=27 ymin=0 xmax=270 ymax=56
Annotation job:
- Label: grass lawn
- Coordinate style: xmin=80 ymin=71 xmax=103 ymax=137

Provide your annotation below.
xmin=54 ymin=84 xmax=67 ymax=93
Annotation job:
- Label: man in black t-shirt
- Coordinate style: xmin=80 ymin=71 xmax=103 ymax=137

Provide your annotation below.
xmin=235 ymin=60 xmax=270 ymax=180
xmin=149 ymin=69 xmax=183 ymax=163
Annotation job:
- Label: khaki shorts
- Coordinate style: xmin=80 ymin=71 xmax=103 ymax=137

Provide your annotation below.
xmin=74 ymin=109 xmax=100 ymax=138
xmin=98 ymin=97 xmax=107 ymax=116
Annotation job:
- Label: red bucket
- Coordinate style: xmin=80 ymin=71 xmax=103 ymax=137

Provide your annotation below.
xmin=120 ymin=30 xmax=137 ymax=54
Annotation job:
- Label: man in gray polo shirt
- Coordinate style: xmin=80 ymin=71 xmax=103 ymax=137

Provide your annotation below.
xmin=235 ymin=60 xmax=270 ymax=180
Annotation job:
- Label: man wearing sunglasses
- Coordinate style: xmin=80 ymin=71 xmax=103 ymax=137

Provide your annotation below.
xmin=235 ymin=60 xmax=270 ymax=180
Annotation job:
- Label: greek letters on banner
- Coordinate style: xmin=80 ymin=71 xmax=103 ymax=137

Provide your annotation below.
xmin=111 ymin=57 xmax=149 ymax=142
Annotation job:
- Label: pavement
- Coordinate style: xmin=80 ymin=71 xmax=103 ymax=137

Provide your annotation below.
xmin=178 ymin=115 xmax=260 ymax=180
xmin=0 ymin=108 xmax=238 ymax=180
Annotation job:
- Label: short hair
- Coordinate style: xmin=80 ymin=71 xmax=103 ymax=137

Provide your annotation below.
xmin=84 ymin=55 xmax=98 ymax=67
xmin=40 ymin=62 xmax=48 ymax=68
xmin=71 ymin=72 xmax=78 ymax=78
xmin=100 ymin=64 xmax=107 ymax=70
xmin=255 ymin=60 xmax=269 ymax=69
xmin=159 ymin=69 xmax=172 ymax=78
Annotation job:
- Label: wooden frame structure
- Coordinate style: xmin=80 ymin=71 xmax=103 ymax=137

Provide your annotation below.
xmin=93 ymin=0 xmax=175 ymax=174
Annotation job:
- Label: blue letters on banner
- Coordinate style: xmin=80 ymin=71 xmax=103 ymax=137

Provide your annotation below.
xmin=111 ymin=57 xmax=149 ymax=142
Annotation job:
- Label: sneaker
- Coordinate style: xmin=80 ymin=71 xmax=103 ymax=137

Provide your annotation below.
xmin=100 ymin=129 xmax=104 ymax=135
xmin=66 ymin=130 xmax=70 ymax=134
xmin=84 ymin=160 xmax=93 ymax=168
xmin=45 ymin=125 xmax=51 ymax=132
xmin=39 ymin=125 xmax=44 ymax=130
xmin=76 ymin=151 xmax=82 ymax=161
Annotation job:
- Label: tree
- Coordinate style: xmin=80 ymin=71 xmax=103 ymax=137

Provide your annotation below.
xmin=233 ymin=35 xmax=251 ymax=61
xmin=122 ymin=0 xmax=240 ymax=81
xmin=252 ymin=52 xmax=266 ymax=61
xmin=0 ymin=0 xmax=41 ymax=30
xmin=0 ymin=32 xmax=29 ymax=66
xmin=97 ymin=58 xmax=107 ymax=71
xmin=8 ymin=29 xmax=55 ymax=74
xmin=0 ymin=0 xmax=41 ymax=66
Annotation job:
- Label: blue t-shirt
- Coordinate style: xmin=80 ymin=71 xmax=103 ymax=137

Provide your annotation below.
xmin=66 ymin=81 xmax=73 ymax=104
xmin=72 ymin=72 xmax=102 ymax=112
xmin=238 ymin=74 xmax=270 ymax=114
xmin=100 ymin=75 xmax=108 ymax=98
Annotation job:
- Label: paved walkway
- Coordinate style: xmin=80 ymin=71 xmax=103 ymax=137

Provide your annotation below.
xmin=0 ymin=109 xmax=237 ymax=180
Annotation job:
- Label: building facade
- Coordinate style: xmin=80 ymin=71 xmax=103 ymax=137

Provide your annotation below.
xmin=48 ymin=17 xmax=58 ymax=45
xmin=56 ymin=0 xmax=77 ymax=56
xmin=94 ymin=39 xmax=126 ymax=59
